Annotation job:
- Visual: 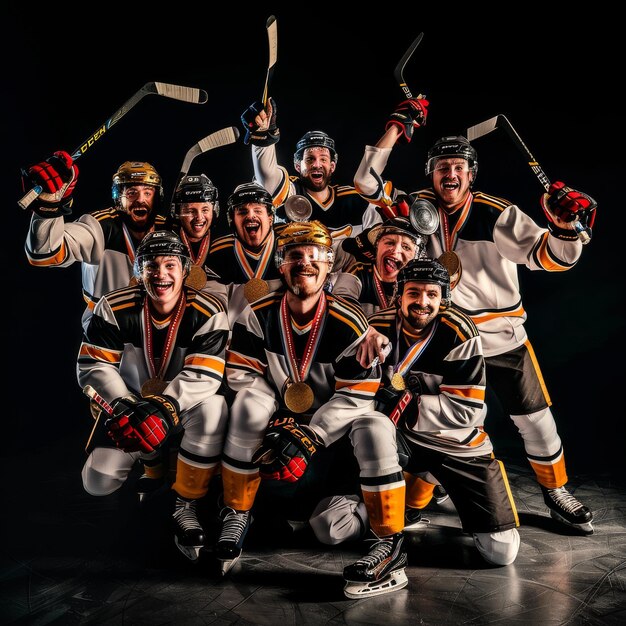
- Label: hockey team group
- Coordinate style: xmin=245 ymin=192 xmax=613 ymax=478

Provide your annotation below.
xmin=20 ymin=93 xmax=598 ymax=599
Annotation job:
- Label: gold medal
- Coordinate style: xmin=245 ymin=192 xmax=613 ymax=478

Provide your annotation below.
xmin=390 ymin=372 xmax=406 ymax=391
xmin=438 ymin=250 xmax=462 ymax=290
xmin=185 ymin=264 xmax=207 ymax=290
xmin=284 ymin=381 xmax=314 ymax=414
xmin=244 ymin=277 xmax=270 ymax=303
xmin=141 ymin=377 xmax=168 ymax=397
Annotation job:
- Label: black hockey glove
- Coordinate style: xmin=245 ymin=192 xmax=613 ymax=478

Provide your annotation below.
xmin=251 ymin=414 xmax=323 ymax=482
xmin=106 ymin=394 xmax=181 ymax=454
xmin=21 ymin=150 xmax=78 ymax=217
xmin=241 ymin=97 xmax=280 ymax=146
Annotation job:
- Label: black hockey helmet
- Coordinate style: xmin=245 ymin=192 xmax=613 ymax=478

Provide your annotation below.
xmin=226 ymin=181 xmax=274 ymax=226
xmin=367 ymin=216 xmax=422 ymax=249
xmin=397 ymin=257 xmax=451 ymax=305
xmin=133 ymin=230 xmax=191 ymax=280
xmin=293 ymin=130 xmax=338 ymax=165
xmin=425 ymin=136 xmax=478 ymax=181
xmin=170 ymin=174 xmax=219 ymax=219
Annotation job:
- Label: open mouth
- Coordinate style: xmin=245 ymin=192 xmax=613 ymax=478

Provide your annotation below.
xmin=244 ymin=221 xmax=261 ymax=236
xmin=150 ymin=280 xmax=173 ymax=295
xmin=383 ymin=257 xmax=402 ymax=273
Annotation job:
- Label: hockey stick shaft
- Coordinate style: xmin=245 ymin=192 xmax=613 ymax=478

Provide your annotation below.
xmin=394 ymin=33 xmax=426 ymax=100
xmin=169 ymin=126 xmax=241 ymax=207
xmin=83 ymin=384 xmax=114 ymax=415
xmin=19 ymin=81 xmax=209 ymax=210
xmin=466 ymin=114 xmax=591 ymax=244
xmin=262 ymin=15 xmax=278 ymax=106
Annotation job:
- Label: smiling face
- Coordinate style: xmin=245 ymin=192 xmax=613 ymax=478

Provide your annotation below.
xmin=375 ymin=233 xmax=418 ymax=282
xmin=233 ymin=202 xmax=274 ymax=248
xmin=140 ymin=255 xmax=186 ymax=314
xmin=178 ymin=202 xmax=214 ymax=242
xmin=399 ymin=281 xmax=442 ymax=332
xmin=278 ymin=244 xmax=332 ymax=299
xmin=431 ymin=158 xmax=473 ymax=212
xmin=294 ymin=147 xmax=336 ymax=193
xmin=119 ymin=184 xmax=157 ymax=231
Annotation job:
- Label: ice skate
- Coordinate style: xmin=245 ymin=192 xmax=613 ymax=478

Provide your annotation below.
xmin=215 ymin=507 xmax=252 ymax=575
xmin=343 ymin=532 xmax=408 ymax=599
xmin=541 ymin=485 xmax=594 ymax=535
xmin=136 ymin=474 xmax=165 ymax=502
xmin=404 ymin=507 xmax=428 ymax=531
xmin=172 ymin=496 xmax=205 ymax=561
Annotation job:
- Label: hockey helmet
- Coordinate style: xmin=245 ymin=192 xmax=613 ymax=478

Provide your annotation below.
xmin=397 ymin=257 xmax=451 ymax=305
xmin=112 ymin=161 xmax=164 ymax=208
xmin=293 ymin=130 xmax=338 ymax=165
xmin=367 ymin=216 xmax=422 ymax=249
xmin=425 ymin=136 xmax=478 ymax=181
xmin=226 ymin=181 xmax=274 ymax=226
xmin=133 ymin=230 xmax=191 ymax=280
xmin=170 ymin=174 xmax=219 ymax=219
xmin=274 ymin=220 xmax=334 ymax=267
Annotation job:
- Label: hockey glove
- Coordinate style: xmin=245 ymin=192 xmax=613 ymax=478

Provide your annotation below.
xmin=241 ymin=97 xmax=280 ymax=146
xmin=541 ymin=181 xmax=597 ymax=240
xmin=106 ymin=394 xmax=181 ymax=454
xmin=21 ymin=150 xmax=78 ymax=218
xmin=251 ymin=415 xmax=323 ymax=482
xmin=385 ymin=98 xmax=429 ymax=144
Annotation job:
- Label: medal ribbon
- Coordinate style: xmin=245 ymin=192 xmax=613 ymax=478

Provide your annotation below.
xmin=372 ymin=266 xmax=397 ymax=309
xmin=438 ymin=192 xmax=473 ymax=251
xmin=279 ymin=292 xmax=327 ymax=384
xmin=392 ymin=314 xmax=438 ymax=378
xmin=180 ymin=229 xmax=210 ymax=267
xmin=142 ymin=291 xmax=186 ymax=380
xmin=122 ymin=222 xmax=149 ymax=263
xmin=234 ymin=231 xmax=275 ymax=280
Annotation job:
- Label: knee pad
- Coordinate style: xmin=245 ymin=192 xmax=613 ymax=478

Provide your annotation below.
xmin=82 ymin=447 xmax=135 ymax=496
xmin=309 ymin=495 xmax=368 ymax=546
xmin=473 ymin=528 xmax=520 ymax=566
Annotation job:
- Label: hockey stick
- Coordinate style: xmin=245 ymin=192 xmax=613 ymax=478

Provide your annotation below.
xmin=83 ymin=384 xmax=114 ymax=415
xmin=83 ymin=384 xmax=114 ymax=453
xmin=19 ymin=82 xmax=209 ymax=210
xmin=261 ymin=15 xmax=278 ymax=106
xmin=467 ymin=114 xmax=593 ymax=244
xmin=394 ymin=32 xmax=426 ymax=99
xmin=168 ymin=125 xmax=240 ymax=207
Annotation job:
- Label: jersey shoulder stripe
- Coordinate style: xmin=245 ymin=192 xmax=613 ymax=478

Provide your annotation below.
xmin=327 ymin=294 xmax=369 ymax=335
xmin=186 ymin=287 xmax=226 ymax=316
xmin=105 ymin=285 xmax=144 ymax=311
xmin=91 ymin=207 xmax=119 ymax=222
xmin=472 ymin=191 xmax=512 ymax=211
xmin=440 ymin=305 xmax=480 ymax=341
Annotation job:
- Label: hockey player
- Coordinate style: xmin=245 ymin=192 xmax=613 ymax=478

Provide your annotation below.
xmin=206 ymin=181 xmax=284 ymax=329
xmin=353 ymin=117 xmax=597 ymax=534
xmin=22 ymin=154 xmax=166 ymax=331
xmin=77 ymin=230 xmax=230 ymax=562
xmin=218 ymin=220 xmax=407 ymax=598
xmin=240 ymin=97 xmax=411 ymax=236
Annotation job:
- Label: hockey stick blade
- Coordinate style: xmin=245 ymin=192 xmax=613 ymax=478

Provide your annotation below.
xmin=394 ymin=32 xmax=425 ymax=100
xmin=262 ymin=15 xmax=278 ymax=106
xmin=466 ymin=116 xmax=499 ymax=142
xmin=169 ymin=126 xmax=241 ymax=207
xmin=83 ymin=385 xmax=114 ymax=415
xmin=19 ymin=81 xmax=208 ymax=210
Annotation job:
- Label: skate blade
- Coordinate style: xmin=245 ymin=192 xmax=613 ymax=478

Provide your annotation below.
xmin=344 ymin=569 xmax=408 ymax=599
xmin=219 ymin=556 xmax=240 ymax=576
xmin=549 ymin=510 xmax=594 ymax=535
xmin=174 ymin=538 xmax=203 ymax=562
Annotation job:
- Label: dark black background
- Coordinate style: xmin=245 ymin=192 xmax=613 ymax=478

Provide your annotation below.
xmin=5 ymin=7 xmax=623 ymax=480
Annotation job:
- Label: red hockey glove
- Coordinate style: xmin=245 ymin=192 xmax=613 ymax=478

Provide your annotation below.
xmin=385 ymin=98 xmax=429 ymax=144
xmin=106 ymin=394 xmax=181 ymax=454
xmin=251 ymin=415 xmax=323 ymax=482
xmin=241 ymin=97 xmax=280 ymax=146
xmin=21 ymin=150 xmax=78 ymax=218
xmin=541 ymin=180 xmax=597 ymax=238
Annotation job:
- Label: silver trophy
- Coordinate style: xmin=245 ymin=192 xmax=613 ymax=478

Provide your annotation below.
xmin=283 ymin=195 xmax=312 ymax=222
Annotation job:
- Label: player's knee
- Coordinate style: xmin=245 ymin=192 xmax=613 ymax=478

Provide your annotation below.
xmin=81 ymin=448 xmax=132 ymax=496
xmin=473 ymin=528 xmax=520 ymax=566
xmin=309 ymin=495 xmax=368 ymax=545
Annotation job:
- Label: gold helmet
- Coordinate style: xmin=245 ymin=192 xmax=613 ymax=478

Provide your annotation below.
xmin=274 ymin=220 xmax=334 ymax=267
xmin=112 ymin=161 xmax=164 ymax=207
